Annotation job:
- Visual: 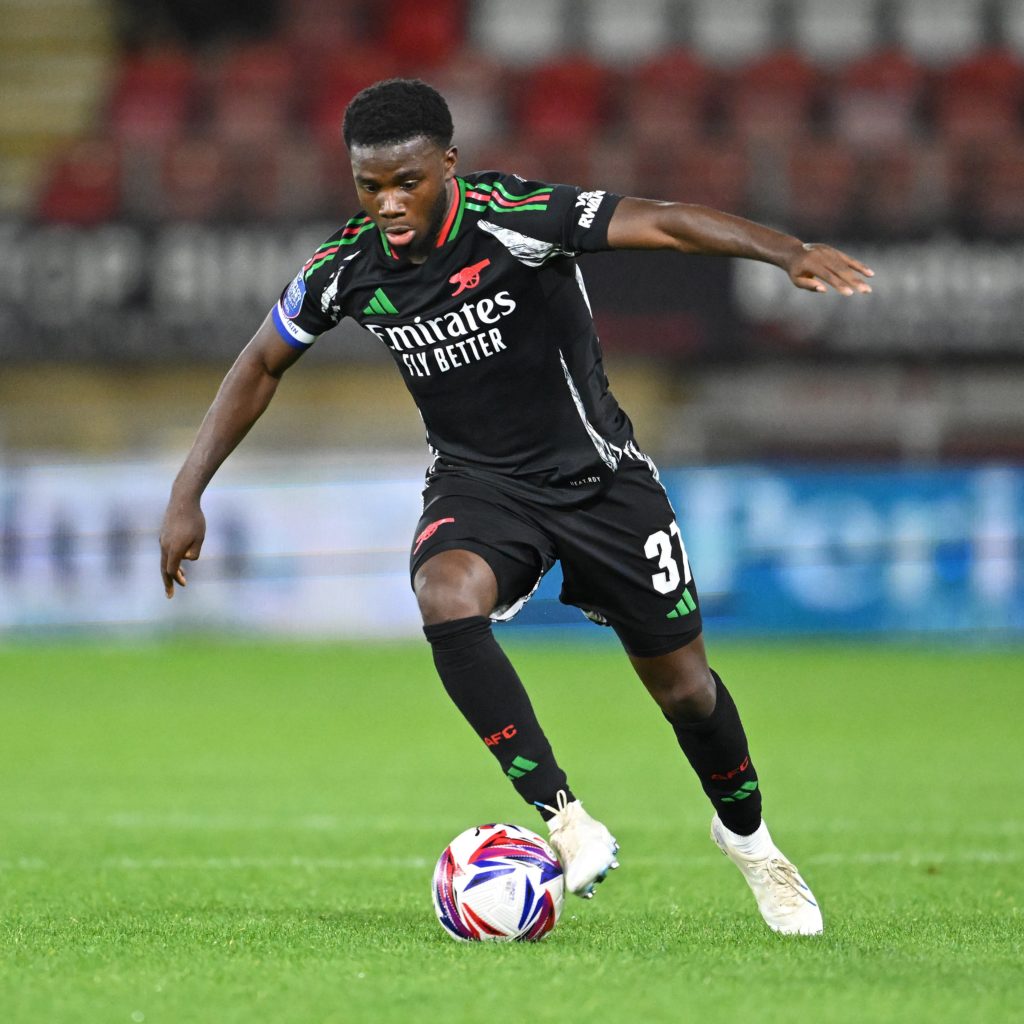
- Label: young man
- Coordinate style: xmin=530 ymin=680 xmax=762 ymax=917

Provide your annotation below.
xmin=160 ymin=79 xmax=873 ymax=935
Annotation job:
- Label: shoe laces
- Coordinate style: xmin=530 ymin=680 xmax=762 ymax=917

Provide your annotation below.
xmin=761 ymin=857 xmax=813 ymax=909
xmin=535 ymin=789 xmax=571 ymax=825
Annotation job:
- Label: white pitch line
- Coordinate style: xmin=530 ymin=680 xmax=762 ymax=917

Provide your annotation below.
xmin=0 ymin=850 xmax=1020 ymax=873
xmin=7 ymin=812 xmax=1024 ymax=838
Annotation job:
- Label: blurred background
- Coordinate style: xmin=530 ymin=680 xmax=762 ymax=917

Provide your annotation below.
xmin=0 ymin=0 xmax=1021 ymax=638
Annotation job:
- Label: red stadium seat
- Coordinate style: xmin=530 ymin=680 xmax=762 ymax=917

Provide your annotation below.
xmin=623 ymin=49 xmax=718 ymax=147
xmin=37 ymin=140 xmax=122 ymax=224
xmin=473 ymin=134 xmax=597 ymax=189
xmin=515 ymin=55 xmax=612 ymax=147
xmin=857 ymin=143 xmax=949 ymax=236
xmin=382 ymin=0 xmax=466 ymax=69
xmin=160 ymin=138 xmax=231 ymax=220
xmin=305 ymin=47 xmax=400 ymax=148
xmin=280 ymin=0 xmax=367 ymax=61
xmin=209 ymin=43 xmax=295 ymax=146
xmin=933 ymin=49 xmax=1024 ymax=146
xmin=107 ymin=49 xmax=195 ymax=147
xmin=783 ymin=137 xmax=858 ymax=235
xmin=958 ymin=140 xmax=1024 ymax=236
xmin=638 ymin=139 xmax=750 ymax=212
xmin=429 ymin=51 xmax=506 ymax=156
xmin=833 ymin=47 xmax=927 ymax=150
xmin=725 ymin=50 xmax=822 ymax=144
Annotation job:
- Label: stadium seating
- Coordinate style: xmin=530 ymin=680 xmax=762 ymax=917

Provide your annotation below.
xmin=107 ymin=50 xmax=195 ymax=148
xmin=1001 ymin=0 xmax=1024 ymax=59
xmin=957 ymin=139 xmax=1024 ymax=236
xmin=36 ymin=139 xmax=121 ymax=224
xmin=856 ymin=143 xmax=949 ymax=237
xmin=832 ymin=48 xmax=927 ymax=150
xmin=790 ymin=0 xmax=879 ymax=66
xmin=933 ymin=48 xmax=1024 ymax=146
xmin=622 ymin=49 xmax=718 ymax=147
xmin=894 ymin=0 xmax=986 ymax=66
xmin=11 ymin=0 xmax=1024 ymax=235
xmin=382 ymin=0 xmax=466 ymax=68
xmin=514 ymin=55 xmax=613 ymax=147
xmin=306 ymin=47 xmax=400 ymax=149
xmin=782 ymin=137 xmax=859 ymax=236
xmin=725 ymin=50 xmax=821 ymax=144
xmin=690 ymin=0 xmax=778 ymax=67
xmin=209 ymin=43 xmax=295 ymax=146
xmin=470 ymin=0 xmax=570 ymax=66
xmin=159 ymin=138 xmax=231 ymax=220
xmin=638 ymin=139 xmax=750 ymax=214
xmin=582 ymin=0 xmax=673 ymax=66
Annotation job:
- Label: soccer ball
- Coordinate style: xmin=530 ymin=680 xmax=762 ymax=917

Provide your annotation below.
xmin=432 ymin=823 xmax=565 ymax=941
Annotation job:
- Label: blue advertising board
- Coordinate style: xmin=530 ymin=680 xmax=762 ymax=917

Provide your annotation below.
xmin=514 ymin=465 xmax=1023 ymax=637
xmin=1 ymin=458 xmax=1021 ymax=638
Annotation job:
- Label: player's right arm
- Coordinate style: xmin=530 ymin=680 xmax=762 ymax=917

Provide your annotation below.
xmin=159 ymin=315 xmax=304 ymax=598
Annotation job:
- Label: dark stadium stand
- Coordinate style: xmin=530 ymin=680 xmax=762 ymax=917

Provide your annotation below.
xmin=13 ymin=0 xmax=1021 ymax=234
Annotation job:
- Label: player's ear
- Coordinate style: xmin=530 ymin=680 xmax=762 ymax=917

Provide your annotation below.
xmin=444 ymin=146 xmax=458 ymax=179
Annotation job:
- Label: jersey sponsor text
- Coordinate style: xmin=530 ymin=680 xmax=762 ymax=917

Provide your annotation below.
xmin=365 ymin=290 xmax=517 ymax=377
xmin=575 ymin=190 xmax=606 ymax=229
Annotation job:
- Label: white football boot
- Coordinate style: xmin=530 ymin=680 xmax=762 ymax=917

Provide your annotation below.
xmin=541 ymin=791 xmax=620 ymax=898
xmin=711 ymin=814 xmax=823 ymax=935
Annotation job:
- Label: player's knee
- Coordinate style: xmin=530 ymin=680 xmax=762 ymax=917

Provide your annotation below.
xmin=414 ymin=550 xmax=497 ymax=625
xmin=656 ymin=664 xmax=716 ymax=723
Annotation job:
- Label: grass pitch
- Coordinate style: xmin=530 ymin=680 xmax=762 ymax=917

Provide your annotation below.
xmin=0 ymin=637 xmax=1021 ymax=1024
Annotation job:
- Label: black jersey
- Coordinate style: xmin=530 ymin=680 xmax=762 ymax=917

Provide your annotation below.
xmin=270 ymin=171 xmax=637 ymax=506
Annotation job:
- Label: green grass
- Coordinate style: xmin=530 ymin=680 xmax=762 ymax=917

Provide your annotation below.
xmin=0 ymin=638 xmax=1021 ymax=1024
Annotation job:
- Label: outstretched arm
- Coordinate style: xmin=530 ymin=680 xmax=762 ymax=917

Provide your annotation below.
xmin=607 ymin=197 xmax=873 ymax=295
xmin=159 ymin=315 xmax=305 ymax=598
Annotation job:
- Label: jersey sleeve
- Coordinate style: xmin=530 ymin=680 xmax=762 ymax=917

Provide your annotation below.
xmin=269 ymin=223 xmax=368 ymax=348
xmin=468 ymin=173 xmax=622 ymax=260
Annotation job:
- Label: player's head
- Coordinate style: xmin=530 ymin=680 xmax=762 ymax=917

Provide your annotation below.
xmin=343 ymin=78 xmax=453 ymax=151
xmin=343 ymin=79 xmax=457 ymax=264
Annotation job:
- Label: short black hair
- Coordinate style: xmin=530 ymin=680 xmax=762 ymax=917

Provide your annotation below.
xmin=342 ymin=78 xmax=454 ymax=150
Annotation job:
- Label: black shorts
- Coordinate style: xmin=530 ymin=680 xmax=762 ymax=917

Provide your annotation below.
xmin=409 ymin=453 xmax=702 ymax=658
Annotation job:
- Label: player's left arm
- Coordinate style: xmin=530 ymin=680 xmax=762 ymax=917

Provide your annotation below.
xmin=606 ymin=197 xmax=873 ymax=295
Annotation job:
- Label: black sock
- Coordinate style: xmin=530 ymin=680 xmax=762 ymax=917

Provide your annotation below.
xmin=424 ymin=615 xmax=573 ymax=819
xmin=667 ymin=670 xmax=762 ymax=835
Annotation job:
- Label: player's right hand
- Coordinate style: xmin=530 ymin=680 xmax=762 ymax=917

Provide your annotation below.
xmin=159 ymin=501 xmax=206 ymax=599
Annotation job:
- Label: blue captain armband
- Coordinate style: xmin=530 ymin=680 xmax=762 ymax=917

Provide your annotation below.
xmin=271 ymin=300 xmax=318 ymax=349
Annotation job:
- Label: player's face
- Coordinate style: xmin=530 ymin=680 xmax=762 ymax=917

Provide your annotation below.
xmin=350 ymin=136 xmax=457 ymax=264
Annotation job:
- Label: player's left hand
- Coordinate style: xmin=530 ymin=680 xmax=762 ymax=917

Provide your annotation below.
xmin=786 ymin=243 xmax=874 ymax=296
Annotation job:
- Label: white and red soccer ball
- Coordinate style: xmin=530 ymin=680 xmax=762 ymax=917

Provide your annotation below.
xmin=432 ymin=823 xmax=565 ymax=941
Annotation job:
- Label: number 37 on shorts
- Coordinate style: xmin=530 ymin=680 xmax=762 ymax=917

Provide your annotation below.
xmin=644 ymin=522 xmax=692 ymax=596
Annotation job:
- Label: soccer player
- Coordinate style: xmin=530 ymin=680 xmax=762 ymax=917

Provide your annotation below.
xmin=160 ymin=78 xmax=873 ymax=935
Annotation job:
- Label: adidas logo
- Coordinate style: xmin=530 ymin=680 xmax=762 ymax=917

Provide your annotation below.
xmin=666 ymin=588 xmax=697 ymax=619
xmin=363 ymin=287 xmax=399 ymax=316
xmin=721 ymin=780 xmax=759 ymax=803
xmin=506 ymin=756 xmax=538 ymax=780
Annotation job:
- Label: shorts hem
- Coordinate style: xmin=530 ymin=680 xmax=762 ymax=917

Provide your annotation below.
xmin=612 ymin=624 xmax=703 ymax=658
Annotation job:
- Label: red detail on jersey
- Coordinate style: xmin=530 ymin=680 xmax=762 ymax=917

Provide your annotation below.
xmin=436 ymin=177 xmax=462 ymax=248
xmin=489 ymin=191 xmax=552 ymax=208
xmin=710 ymin=755 xmax=750 ymax=781
xmin=449 ymin=259 xmax=491 ymax=296
xmin=413 ymin=516 xmax=456 ymax=554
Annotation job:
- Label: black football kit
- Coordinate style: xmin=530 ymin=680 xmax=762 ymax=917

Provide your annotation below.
xmin=271 ymin=171 xmax=703 ymax=655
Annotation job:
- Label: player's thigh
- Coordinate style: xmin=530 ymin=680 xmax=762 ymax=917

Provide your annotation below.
xmin=410 ymin=490 xmax=555 ymax=619
xmin=555 ymin=459 xmax=702 ymax=657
